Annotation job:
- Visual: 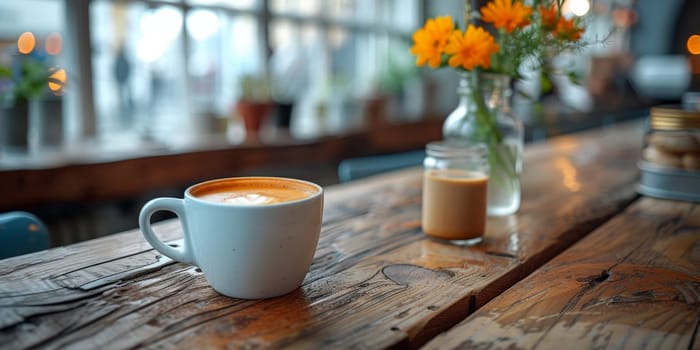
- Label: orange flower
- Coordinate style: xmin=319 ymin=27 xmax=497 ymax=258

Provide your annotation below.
xmin=539 ymin=4 xmax=558 ymax=31
xmin=445 ymin=25 xmax=500 ymax=70
xmin=410 ymin=16 xmax=454 ymax=68
xmin=555 ymin=17 xmax=584 ymax=41
xmin=481 ymin=0 xmax=533 ymax=33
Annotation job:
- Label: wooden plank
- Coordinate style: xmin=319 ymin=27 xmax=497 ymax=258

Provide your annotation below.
xmin=423 ymin=197 xmax=700 ymax=350
xmin=0 ymin=122 xmax=644 ymax=349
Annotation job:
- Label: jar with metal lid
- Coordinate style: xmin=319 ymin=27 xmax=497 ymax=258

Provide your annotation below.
xmin=642 ymin=105 xmax=700 ymax=170
xmin=422 ymin=141 xmax=489 ymax=245
xmin=639 ymin=105 xmax=700 ymax=203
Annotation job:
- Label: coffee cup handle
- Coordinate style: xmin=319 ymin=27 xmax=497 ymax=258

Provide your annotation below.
xmin=139 ymin=198 xmax=196 ymax=265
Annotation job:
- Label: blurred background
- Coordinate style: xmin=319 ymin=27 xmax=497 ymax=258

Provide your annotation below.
xmin=0 ymin=0 xmax=699 ymax=247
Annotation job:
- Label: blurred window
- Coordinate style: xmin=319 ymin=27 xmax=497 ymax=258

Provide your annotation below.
xmin=91 ymin=2 xmax=189 ymax=140
xmin=269 ymin=0 xmax=420 ymax=100
xmin=0 ymin=1 xmax=65 ymax=103
xmin=186 ymin=0 xmax=259 ymax=10
xmin=2 ymin=0 xmax=421 ymax=146
xmin=90 ymin=0 xmax=264 ymax=142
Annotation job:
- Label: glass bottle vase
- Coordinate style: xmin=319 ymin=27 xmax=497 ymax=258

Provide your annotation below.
xmin=442 ymin=72 xmax=524 ymax=216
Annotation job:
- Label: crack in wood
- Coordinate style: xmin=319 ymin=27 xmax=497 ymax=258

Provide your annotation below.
xmin=138 ymin=304 xmax=254 ymax=348
xmin=31 ymin=303 xmax=120 ymax=350
xmin=689 ymin=310 xmax=700 ymax=350
xmin=4 ymin=284 xmax=114 ymax=308
xmin=0 ymin=299 xmax=90 ymax=331
xmin=0 ymin=251 xmax=74 ymax=277
xmin=47 ymin=274 xmax=202 ymax=349
xmin=78 ymin=255 xmax=175 ymax=291
xmin=576 ymin=270 xmax=611 ymax=288
xmin=468 ymin=295 xmax=476 ymax=314
xmin=485 ymin=251 xmax=517 ymax=259
xmin=528 ymin=207 xmax=656 ymax=349
xmin=656 ymin=215 xmax=684 ymax=234
xmin=674 ymin=282 xmax=700 ymax=304
xmin=0 ymin=286 xmax=65 ymax=300
xmin=49 ymin=246 xmax=170 ymax=279
xmin=581 ymin=289 xmax=674 ymax=309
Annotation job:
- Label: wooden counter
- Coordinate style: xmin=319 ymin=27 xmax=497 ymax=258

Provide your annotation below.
xmin=1 ymin=120 xmax=696 ymax=349
xmin=0 ymin=105 xmax=648 ymax=212
xmin=0 ymin=119 xmax=444 ymax=211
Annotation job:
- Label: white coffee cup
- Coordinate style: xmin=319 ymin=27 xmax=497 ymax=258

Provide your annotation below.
xmin=139 ymin=177 xmax=324 ymax=299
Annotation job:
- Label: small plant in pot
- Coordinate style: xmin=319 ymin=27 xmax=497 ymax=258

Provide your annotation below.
xmin=234 ymin=74 xmax=273 ymax=136
xmin=0 ymin=55 xmax=52 ymax=152
xmin=270 ymin=79 xmax=296 ymax=130
xmin=270 ymin=51 xmax=308 ymax=129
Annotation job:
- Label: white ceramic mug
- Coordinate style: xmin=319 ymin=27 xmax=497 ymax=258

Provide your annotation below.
xmin=138 ymin=177 xmax=324 ymax=299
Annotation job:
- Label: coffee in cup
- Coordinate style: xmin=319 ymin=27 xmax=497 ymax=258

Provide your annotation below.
xmin=139 ymin=177 xmax=324 ymax=299
xmin=190 ymin=177 xmax=317 ymax=205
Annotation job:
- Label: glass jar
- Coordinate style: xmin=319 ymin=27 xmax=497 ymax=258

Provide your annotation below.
xmin=638 ymin=105 xmax=700 ymax=202
xmin=422 ymin=141 xmax=489 ymax=245
xmin=642 ymin=105 xmax=700 ymax=170
xmin=443 ymin=72 xmax=524 ymax=216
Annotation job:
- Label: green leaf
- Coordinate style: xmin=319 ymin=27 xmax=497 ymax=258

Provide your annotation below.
xmin=0 ymin=65 xmax=10 ymax=79
xmin=540 ymin=73 xmax=552 ymax=94
xmin=516 ymin=89 xmax=534 ymax=101
xmin=567 ymin=71 xmax=581 ymax=85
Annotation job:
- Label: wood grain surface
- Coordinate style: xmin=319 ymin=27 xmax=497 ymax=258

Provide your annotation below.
xmin=423 ymin=197 xmax=700 ymax=350
xmin=0 ymin=122 xmax=645 ymax=349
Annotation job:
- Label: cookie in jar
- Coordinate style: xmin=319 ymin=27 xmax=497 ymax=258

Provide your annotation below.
xmin=643 ymin=106 xmax=700 ymax=170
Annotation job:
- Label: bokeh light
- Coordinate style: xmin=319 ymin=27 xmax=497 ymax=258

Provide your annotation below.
xmin=137 ymin=7 xmax=183 ymax=62
xmin=17 ymin=32 xmax=36 ymax=54
xmin=569 ymin=0 xmax=590 ymax=16
xmin=45 ymin=32 xmax=63 ymax=55
xmin=687 ymin=35 xmax=700 ymax=55
xmin=186 ymin=10 xmax=219 ymax=41
xmin=48 ymin=67 xmax=67 ymax=95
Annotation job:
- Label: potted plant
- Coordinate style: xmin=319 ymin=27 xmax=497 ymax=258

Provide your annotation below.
xmin=234 ymin=74 xmax=274 ymax=135
xmin=0 ymin=55 xmax=52 ymax=152
xmin=365 ymin=52 xmax=420 ymax=127
xmin=270 ymin=48 xmax=308 ymax=129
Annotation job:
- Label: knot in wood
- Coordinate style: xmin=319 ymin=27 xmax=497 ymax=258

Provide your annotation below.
xmin=382 ymin=264 xmax=453 ymax=286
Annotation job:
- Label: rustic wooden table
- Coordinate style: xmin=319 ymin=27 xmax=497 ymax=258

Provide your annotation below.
xmin=1 ymin=120 xmax=698 ymax=349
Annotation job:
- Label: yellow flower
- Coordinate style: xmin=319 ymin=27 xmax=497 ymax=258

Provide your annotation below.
xmin=410 ymin=16 xmax=454 ymax=68
xmin=445 ymin=25 xmax=499 ymax=70
xmin=481 ymin=0 xmax=533 ymax=33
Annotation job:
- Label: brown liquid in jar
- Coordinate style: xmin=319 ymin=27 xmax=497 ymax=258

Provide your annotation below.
xmin=422 ymin=169 xmax=488 ymax=240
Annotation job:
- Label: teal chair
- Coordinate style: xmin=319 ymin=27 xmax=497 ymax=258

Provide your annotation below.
xmin=0 ymin=211 xmax=50 ymax=259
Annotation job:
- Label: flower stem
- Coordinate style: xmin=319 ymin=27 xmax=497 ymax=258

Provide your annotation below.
xmin=465 ymin=74 xmax=518 ymax=191
xmin=463 ymin=0 xmax=472 ymax=26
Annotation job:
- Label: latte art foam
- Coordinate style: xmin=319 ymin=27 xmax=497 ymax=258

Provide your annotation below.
xmin=190 ymin=178 xmax=318 ymax=205
xmin=224 ymin=193 xmax=276 ymax=205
